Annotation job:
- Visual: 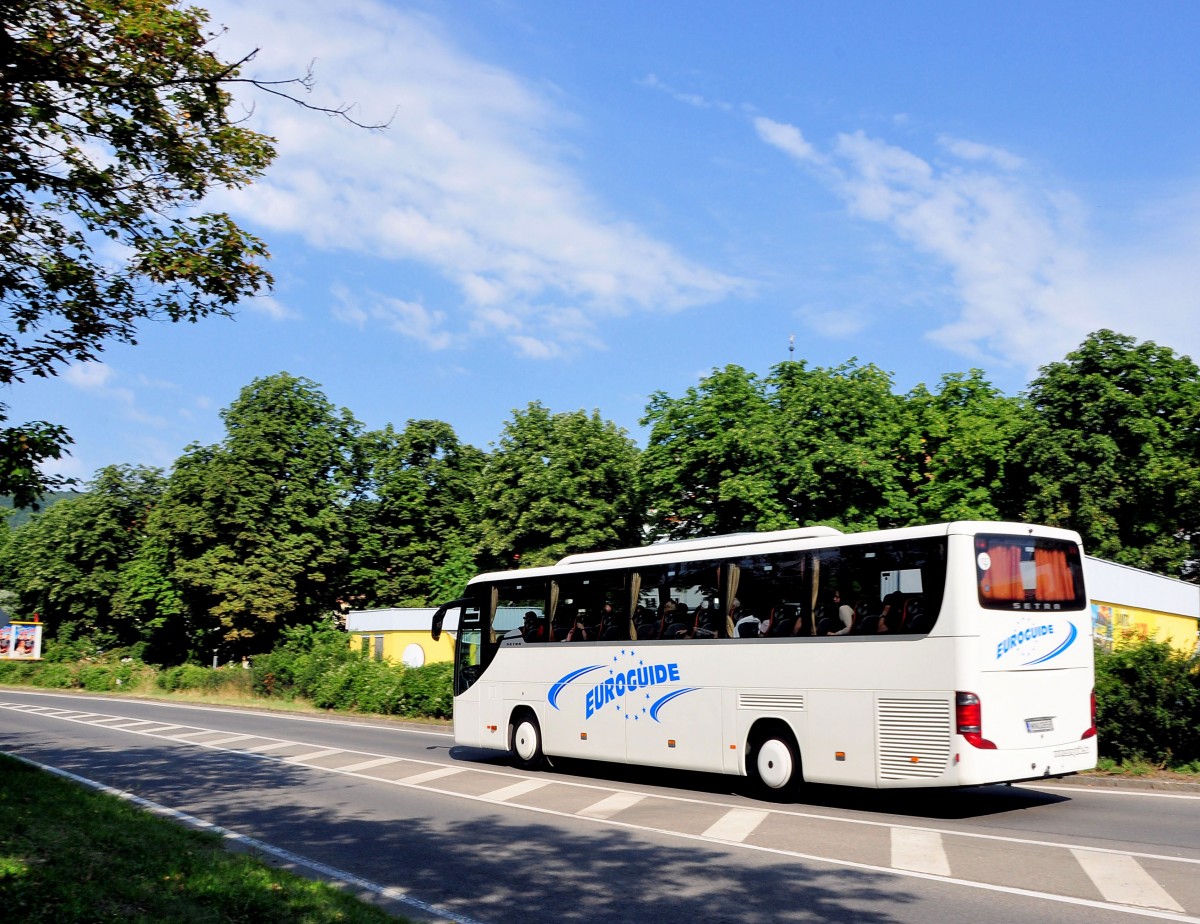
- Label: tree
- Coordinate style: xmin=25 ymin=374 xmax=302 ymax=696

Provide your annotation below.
xmin=1016 ymin=330 xmax=1200 ymax=576
xmin=0 ymin=464 xmax=166 ymax=645
xmin=0 ymin=0 xmax=276 ymax=384
xmin=640 ymin=365 xmax=791 ymax=539
xmin=149 ymin=374 xmax=362 ymax=658
xmin=479 ymin=403 xmax=642 ymax=568
xmin=345 ymin=419 xmax=484 ymax=607
xmin=0 ymin=415 xmax=74 ymax=508
xmin=906 ymin=370 xmax=1024 ymax=523
xmin=1 ymin=0 xmax=279 ymax=502
xmin=768 ymin=359 xmax=919 ymax=530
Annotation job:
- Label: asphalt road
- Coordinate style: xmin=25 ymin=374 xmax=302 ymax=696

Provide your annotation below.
xmin=2 ymin=689 xmax=1198 ymax=924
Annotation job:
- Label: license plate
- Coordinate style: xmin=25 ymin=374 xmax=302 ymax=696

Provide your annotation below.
xmin=1025 ymin=717 xmax=1054 ymax=733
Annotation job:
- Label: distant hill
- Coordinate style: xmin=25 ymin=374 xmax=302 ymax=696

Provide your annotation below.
xmin=2 ymin=491 xmax=80 ymax=529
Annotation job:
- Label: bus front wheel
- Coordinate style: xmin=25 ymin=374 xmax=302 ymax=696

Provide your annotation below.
xmin=511 ymin=711 xmax=544 ymax=771
xmin=748 ymin=728 xmax=800 ymax=799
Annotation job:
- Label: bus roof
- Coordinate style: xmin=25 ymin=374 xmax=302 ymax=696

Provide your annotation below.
xmin=556 ymin=525 xmax=843 ymax=566
xmin=467 ymin=521 xmax=1084 ymax=586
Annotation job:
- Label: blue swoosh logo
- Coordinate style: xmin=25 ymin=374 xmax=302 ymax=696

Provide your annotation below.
xmin=648 ymin=687 xmax=699 ymax=722
xmin=1023 ymin=622 xmax=1078 ymax=666
xmin=548 ymin=664 xmax=605 ymax=710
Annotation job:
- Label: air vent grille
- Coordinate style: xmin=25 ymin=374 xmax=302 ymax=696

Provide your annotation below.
xmin=878 ymin=698 xmax=951 ymax=779
xmin=738 ymin=692 xmax=805 ymax=712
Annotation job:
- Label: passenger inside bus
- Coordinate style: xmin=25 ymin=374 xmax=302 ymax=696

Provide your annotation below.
xmin=819 ymin=589 xmax=855 ymax=636
xmin=521 ymin=610 xmax=545 ymax=643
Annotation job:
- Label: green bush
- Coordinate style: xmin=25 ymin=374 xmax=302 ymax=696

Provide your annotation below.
xmin=1094 ymin=636 xmax=1200 ymax=767
xmin=251 ymin=623 xmax=358 ymax=701
xmin=31 ymin=663 xmax=76 ymax=689
xmin=400 ymin=661 xmax=453 ymax=718
xmin=0 ymin=660 xmax=40 ymax=684
xmin=310 ymin=659 xmax=407 ymax=714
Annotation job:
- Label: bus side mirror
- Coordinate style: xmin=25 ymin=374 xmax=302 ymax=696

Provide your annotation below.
xmin=431 ymin=597 xmax=470 ymax=642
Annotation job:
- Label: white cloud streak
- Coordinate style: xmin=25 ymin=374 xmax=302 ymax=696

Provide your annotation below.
xmin=206 ymin=0 xmax=744 ymax=358
xmin=757 ymin=117 xmax=1200 ymax=372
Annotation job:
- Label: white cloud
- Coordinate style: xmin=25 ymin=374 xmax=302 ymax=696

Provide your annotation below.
xmin=63 ymin=362 xmax=114 ymax=390
xmin=754 ymin=117 xmax=823 ymax=166
xmin=332 ymin=285 xmax=452 ymax=350
xmin=639 ymin=73 xmax=734 ymax=112
xmin=758 ymin=118 xmax=1200 ymax=372
xmin=247 ymin=295 xmax=298 ymax=321
xmin=206 ymin=0 xmax=744 ymax=357
xmin=936 ymin=135 xmax=1025 ymax=171
xmin=62 ymin=362 xmax=165 ymax=425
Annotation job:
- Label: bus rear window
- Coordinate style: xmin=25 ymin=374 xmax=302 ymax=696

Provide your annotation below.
xmin=975 ymin=535 xmax=1085 ymax=611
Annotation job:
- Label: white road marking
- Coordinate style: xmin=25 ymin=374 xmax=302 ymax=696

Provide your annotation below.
xmin=402 ymin=766 xmax=467 ymax=785
xmin=483 ymin=779 xmax=550 ymax=802
xmin=5 ymin=699 xmax=1199 ymax=922
xmin=1072 ymin=849 xmax=1185 ymax=912
xmin=892 ymin=827 xmax=952 ymax=876
xmin=703 ymin=807 xmax=769 ymax=843
xmin=288 ymin=748 xmax=345 ymax=763
xmin=198 ymin=734 xmax=256 ymax=747
xmin=1033 ymin=784 xmax=1200 ymax=801
xmin=0 ymin=689 xmax=455 ymax=737
xmin=242 ymin=741 xmax=296 ymax=753
xmin=7 ymin=753 xmax=488 ymax=924
xmin=337 ymin=755 xmax=401 ymax=774
xmin=578 ymin=791 xmax=646 ymax=819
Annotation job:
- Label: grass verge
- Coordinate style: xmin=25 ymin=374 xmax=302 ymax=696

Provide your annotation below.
xmin=0 ymin=754 xmax=408 ymax=923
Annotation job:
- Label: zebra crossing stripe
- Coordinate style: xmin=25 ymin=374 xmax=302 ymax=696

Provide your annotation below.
xmin=577 ymin=791 xmax=645 ymax=819
xmin=892 ymin=828 xmax=951 ymax=876
xmin=703 ymin=808 xmax=769 ymax=843
xmin=1071 ymin=848 xmax=1184 ymax=913
xmin=483 ymin=779 xmax=550 ymax=802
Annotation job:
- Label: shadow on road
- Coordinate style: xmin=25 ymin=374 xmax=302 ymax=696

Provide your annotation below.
xmin=447 ymin=745 xmax=1072 ymax=821
xmin=4 ymin=729 xmax=926 ymax=924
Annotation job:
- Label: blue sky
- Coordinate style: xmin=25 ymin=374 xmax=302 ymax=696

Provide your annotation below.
xmin=15 ymin=0 xmax=1200 ymax=483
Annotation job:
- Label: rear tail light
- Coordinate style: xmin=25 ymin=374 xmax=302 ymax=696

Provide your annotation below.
xmin=1081 ymin=687 xmax=1097 ymax=740
xmin=956 ymin=691 xmax=997 ymax=749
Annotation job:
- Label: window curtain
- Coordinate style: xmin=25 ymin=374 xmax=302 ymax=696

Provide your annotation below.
xmin=547 ymin=581 xmax=561 ymax=641
xmin=1034 ymin=547 xmax=1076 ymax=601
xmin=627 ymin=573 xmax=642 ymax=641
xmin=981 ymin=543 xmax=1024 ymax=600
xmin=724 ymin=563 xmax=741 ymax=637
xmin=810 ymin=555 xmax=821 ymax=620
xmin=487 ymin=585 xmax=499 ymax=643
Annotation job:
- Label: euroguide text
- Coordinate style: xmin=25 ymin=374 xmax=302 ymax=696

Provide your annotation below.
xmin=548 ymin=650 xmax=698 ymax=722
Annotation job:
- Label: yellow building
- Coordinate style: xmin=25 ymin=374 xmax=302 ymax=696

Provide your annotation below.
xmin=346 ymin=607 xmax=458 ymax=667
xmin=1086 ymin=557 xmax=1199 ymax=653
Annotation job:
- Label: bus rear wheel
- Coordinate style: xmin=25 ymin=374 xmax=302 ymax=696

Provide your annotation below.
xmin=748 ymin=728 xmax=800 ymax=800
xmin=511 ymin=711 xmax=544 ymax=771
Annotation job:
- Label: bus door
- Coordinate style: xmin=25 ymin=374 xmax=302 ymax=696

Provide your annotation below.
xmin=624 ymin=563 xmax=726 ymax=773
xmin=542 ymin=572 xmax=631 ymax=761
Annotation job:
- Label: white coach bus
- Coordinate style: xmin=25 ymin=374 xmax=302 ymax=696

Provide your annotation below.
xmin=431 ymin=521 xmax=1097 ymax=795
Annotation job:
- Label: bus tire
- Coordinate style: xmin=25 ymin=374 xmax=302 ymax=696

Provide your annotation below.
xmin=748 ymin=725 xmax=801 ymax=800
xmin=510 ymin=710 xmax=544 ymax=771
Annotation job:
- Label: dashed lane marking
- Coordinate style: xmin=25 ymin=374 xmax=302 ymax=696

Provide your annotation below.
xmin=892 ymin=828 xmax=952 ymax=877
xmin=338 ymin=755 xmax=402 ymax=774
xmin=482 ymin=778 xmax=551 ymax=802
xmin=578 ymin=791 xmax=646 ymax=819
xmin=1073 ymin=849 xmax=1186 ymax=913
xmin=702 ymin=807 xmax=769 ymax=843
xmin=242 ymin=741 xmax=296 ymax=753
xmin=4 ymin=700 xmax=1197 ymax=921
xmin=401 ymin=766 xmax=467 ymax=785
xmin=288 ymin=748 xmax=345 ymax=763
xmin=5 ymin=751 xmax=489 ymax=924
